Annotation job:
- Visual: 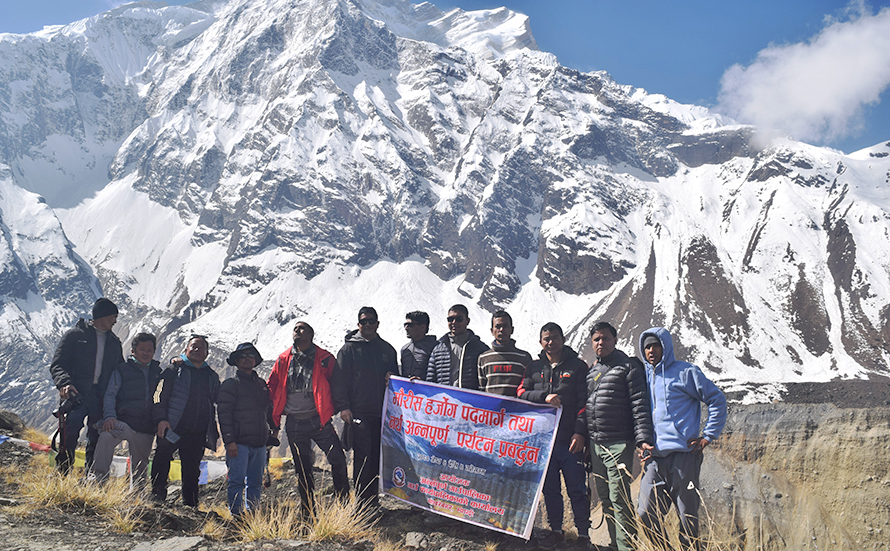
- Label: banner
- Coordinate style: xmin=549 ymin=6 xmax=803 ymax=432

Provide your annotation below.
xmin=380 ymin=376 xmax=561 ymax=539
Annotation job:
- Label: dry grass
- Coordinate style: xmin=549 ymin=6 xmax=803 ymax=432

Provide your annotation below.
xmin=483 ymin=541 xmax=499 ymax=551
xmin=22 ymin=428 xmax=50 ymax=446
xmin=372 ymin=538 xmax=404 ymax=551
xmin=235 ymin=500 xmax=305 ymax=541
xmin=12 ymin=456 xmax=136 ymax=514
xmin=306 ymin=493 xmax=376 ymax=542
xmin=201 ymin=518 xmax=228 ymax=541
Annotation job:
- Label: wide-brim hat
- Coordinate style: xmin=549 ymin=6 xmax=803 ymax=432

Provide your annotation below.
xmin=226 ymin=342 xmax=263 ymax=366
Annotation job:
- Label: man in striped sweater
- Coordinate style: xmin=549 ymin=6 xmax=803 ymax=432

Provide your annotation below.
xmin=477 ymin=311 xmax=532 ymax=396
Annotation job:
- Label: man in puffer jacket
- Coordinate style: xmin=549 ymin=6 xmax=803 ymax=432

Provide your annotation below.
xmin=425 ymin=304 xmax=489 ymax=390
xmin=217 ymin=342 xmax=273 ymax=516
xmin=517 ymin=322 xmax=590 ymax=549
xmin=333 ymin=307 xmax=398 ymax=508
xmin=268 ymin=321 xmax=348 ymax=516
xmin=637 ymin=327 xmax=726 ymax=551
xmin=586 ymin=321 xmax=654 ymax=551
xmin=91 ymin=332 xmax=162 ymax=486
xmin=151 ymin=335 xmax=220 ymax=507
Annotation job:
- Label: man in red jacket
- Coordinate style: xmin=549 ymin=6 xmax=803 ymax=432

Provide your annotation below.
xmin=268 ymin=321 xmax=348 ymax=516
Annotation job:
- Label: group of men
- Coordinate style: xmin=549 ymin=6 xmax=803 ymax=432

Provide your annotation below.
xmin=49 ymin=298 xmax=726 ymax=550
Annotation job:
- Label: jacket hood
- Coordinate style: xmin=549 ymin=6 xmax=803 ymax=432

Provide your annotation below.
xmin=438 ymin=328 xmax=480 ymax=345
xmin=345 ymin=328 xmax=376 ymax=343
xmin=537 ymin=344 xmax=580 ymax=363
xmin=639 ymin=327 xmax=675 ymax=371
xmin=179 ymin=352 xmax=210 ymax=369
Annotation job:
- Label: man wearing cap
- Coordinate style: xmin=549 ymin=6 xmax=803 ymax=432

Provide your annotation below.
xmin=637 ymin=327 xmax=727 ymax=551
xmin=217 ymin=342 xmax=273 ymax=515
xmin=333 ymin=307 xmax=398 ymax=509
xmin=151 ymin=334 xmax=220 ymax=507
xmin=268 ymin=321 xmax=348 ymax=516
xmin=586 ymin=321 xmax=654 ymax=551
xmin=426 ymin=304 xmax=489 ymax=390
xmin=49 ymin=297 xmax=124 ymax=473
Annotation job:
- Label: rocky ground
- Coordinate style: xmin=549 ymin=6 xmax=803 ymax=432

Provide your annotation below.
xmin=0 ymin=427 xmax=590 ymax=551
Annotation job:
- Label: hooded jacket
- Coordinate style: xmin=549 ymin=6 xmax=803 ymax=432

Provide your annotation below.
xmin=268 ymin=344 xmax=338 ymax=428
xmin=517 ymin=345 xmax=588 ymax=443
xmin=426 ymin=330 xmax=489 ymax=390
xmin=333 ymin=329 xmax=398 ymax=419
xmin=639 ymin=327 xmax=727 ymax=456
xmin=586 ymin=348 xmax=653 ymax=446
xmin=49 ymin=318 xmax=123 ymax=395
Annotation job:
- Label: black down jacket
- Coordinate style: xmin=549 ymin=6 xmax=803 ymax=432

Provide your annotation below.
xmin=585 ymin=348 xmax=654 ymax=446
xmin=217 ymin=369 xmax=273 ymax=448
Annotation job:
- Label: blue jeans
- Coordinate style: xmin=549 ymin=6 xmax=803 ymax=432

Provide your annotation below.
xmin=226 ymin=444 xmax=266 ymax=514
xmin=543 ymin=443 xmax=590 ymax=534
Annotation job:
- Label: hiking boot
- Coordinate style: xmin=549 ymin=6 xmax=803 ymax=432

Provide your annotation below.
xmin=576 ymin=535 xmax=593 ymax=549
xmin=538 ymin=529 xmax=565 ymax=550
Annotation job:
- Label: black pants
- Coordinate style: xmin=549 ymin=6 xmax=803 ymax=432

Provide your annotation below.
xmin=285 ymin=415 xmax=349 ymax=513
xmin=150 ymin=431 xmax=206 ymax=506
xmin=56 ymin=384 xmax=102 ymax=474
xmin=351 ymin=416 xmax=381 ymax=506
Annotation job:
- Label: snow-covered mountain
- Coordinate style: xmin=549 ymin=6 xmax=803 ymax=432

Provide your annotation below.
xmin=1 ymin=0 xmax=888 ymax=426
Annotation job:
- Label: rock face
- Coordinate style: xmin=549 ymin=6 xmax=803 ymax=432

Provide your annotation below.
xmin=705 ymin=402 xmax=890 ymax=550
xmin=0 ymin=0 xmax=889 ymax=426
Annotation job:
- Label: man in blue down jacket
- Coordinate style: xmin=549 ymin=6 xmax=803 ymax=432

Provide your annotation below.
xmin=151 ymin=335 xmax=220 ymax=507
xmin=518 ymin=322 xmax=590 ymax=549
xmin=217 ymin=342 xmax=273 ymax=516
xmin=425 ymin=304 xmax=489 ymax=390
xmin=586 ymin=321 xmax=653 ymax=551
xmin=637 ymin=327 xmax=727 ymax=551
xmin=333 ymin=306 xmax=398 ymax=509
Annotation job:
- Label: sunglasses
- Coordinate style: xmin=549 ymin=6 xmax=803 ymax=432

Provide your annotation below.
xmin=404 ymin=322 xmax=419 ymax=328
xmin=446 ymin=316 xmax=465 ymax=323
xmin=235 ymin=352 xmax=258 ymax=359
xmin=359 ymin=318 xmax=378 ymax=326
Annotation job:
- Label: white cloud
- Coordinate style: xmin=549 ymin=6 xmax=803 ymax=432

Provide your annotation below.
xmin=717 ymin=5 xmax=890 ymax=146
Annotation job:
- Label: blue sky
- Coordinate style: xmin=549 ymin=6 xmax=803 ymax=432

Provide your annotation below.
xmin=3 ymin=0 xmax=889 ymax=153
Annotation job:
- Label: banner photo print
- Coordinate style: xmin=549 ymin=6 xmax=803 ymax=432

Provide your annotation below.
xmin=380 ymin=376 xmax=561 ymax=539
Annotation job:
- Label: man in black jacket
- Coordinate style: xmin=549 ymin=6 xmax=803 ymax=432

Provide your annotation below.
xmin=401 ymin=311 xmax=436 ymax=379
xmin=586 ymin=321 xmax=654 ymax=551
xmin=333 ymin=307 xmax=398 ymax=508
xmin=217 ymin=342 xmax=273 ymax=516
xmin=151 ymin=335 xmax=220 ymax=506
xmin=49 ymin=298 xmax=124 ymax=474
xmin=91 ymin=332 xmax=162 ymax=485
xmin=518 ymin=322 xmax=590 ymax=549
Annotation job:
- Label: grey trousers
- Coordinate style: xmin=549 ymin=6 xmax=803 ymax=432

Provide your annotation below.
xmin=91 ymin=420 xmax=155 ymax=486
xmin=637 ymin=450 xmax=704 ymax=551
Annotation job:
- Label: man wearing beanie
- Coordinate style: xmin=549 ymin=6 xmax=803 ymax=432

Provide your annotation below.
xmin=49 ymin=297 xmax=124 ymax=474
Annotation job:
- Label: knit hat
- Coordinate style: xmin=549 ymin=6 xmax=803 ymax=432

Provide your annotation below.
xmin=92 ymin=298 xmax=118 ymax=320
xmin=227 ymin=342 xmax=263 ymax=366
xmin=642 ymin=334 xmax=661 ymax=349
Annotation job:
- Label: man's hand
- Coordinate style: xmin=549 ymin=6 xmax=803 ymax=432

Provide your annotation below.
xmin=226 ymin=442 xmax=238 ymax=457
xmin=102 ymin=419 xmax=118 ymax=432
xmin=340 ymin=409 xmax=354 ymax=424
xmin=545 ymin=394 xmax=561 ymax=408
xmin=271 ymin=427 xmax=280 ymax=438
xmin=569 ymin=433 xmax=585 ymax=454
xmin=385 ymin=371 xmax=398 ymax=382
xmin=157 ymin=420 xmax=171 ymax=438
xmin=687 ymin=437 xmax=709 ymax=453
xmin=59 ymin=385 xmax=76 ymax=400
xmin=638 ymin=442 xmax=655 ymax=464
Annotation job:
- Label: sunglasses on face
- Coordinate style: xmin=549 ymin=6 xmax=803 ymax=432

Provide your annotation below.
xmin=404 ymin=322 xmax=419 ymax=328
xmin=359 ymin=318 xmax=378 ymax=326
xmin=236 ymin=352 xmax=258 ymax=360
xmin=447 ymin=316 xmax=465 ymax=323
